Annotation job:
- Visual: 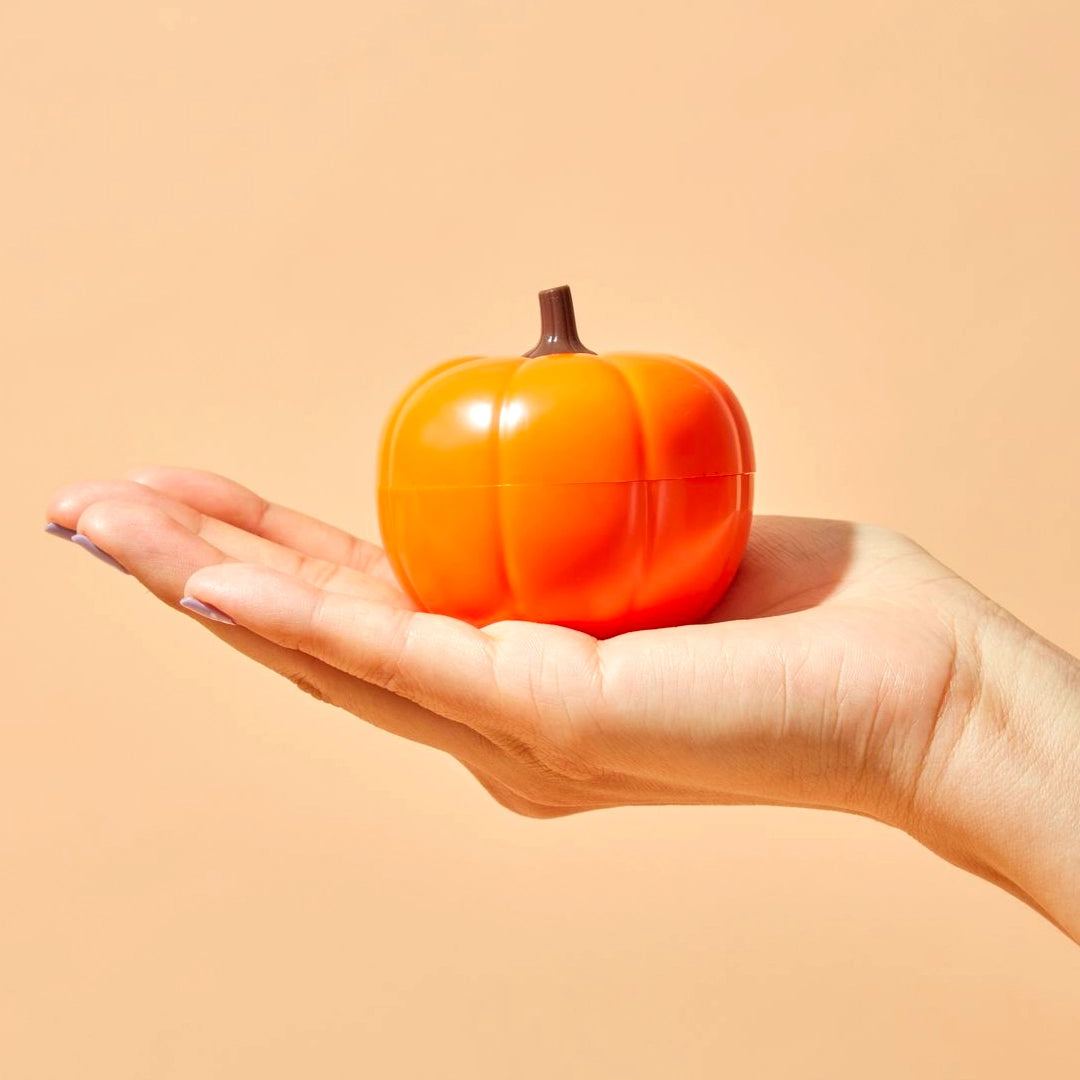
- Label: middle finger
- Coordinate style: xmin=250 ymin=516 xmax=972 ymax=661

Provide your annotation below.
xmin=48 ymin=479 xmax=411 ymax=606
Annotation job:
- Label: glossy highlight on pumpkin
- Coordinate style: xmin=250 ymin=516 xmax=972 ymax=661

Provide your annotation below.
xmin=377 ymin=286 xmax=755 ymax=638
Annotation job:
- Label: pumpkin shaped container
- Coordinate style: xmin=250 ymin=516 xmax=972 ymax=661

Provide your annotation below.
xmin=377 ymin=286 xmax=755 ymax=638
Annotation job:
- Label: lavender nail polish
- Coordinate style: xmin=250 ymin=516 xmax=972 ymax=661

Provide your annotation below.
xmin=71 ymin=533 xmax=130 ymax=574
xmin=180 ymin=597 xmax=236 ymax=625
xmin=45 ymin=522 xmax=76 ymax=540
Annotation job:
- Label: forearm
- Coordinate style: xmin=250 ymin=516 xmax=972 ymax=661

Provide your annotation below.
xmin=912 ymin=606 xmax=1080 ymax=940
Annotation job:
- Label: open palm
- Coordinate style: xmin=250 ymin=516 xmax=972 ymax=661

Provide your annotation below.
xmin=45 ymin=466 xmax=989 ymax=831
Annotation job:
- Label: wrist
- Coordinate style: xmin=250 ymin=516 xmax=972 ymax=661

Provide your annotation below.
xmin=908 ymin=596 xmax=1080 ymax=938
xmin=902 ymin=600 xmax=1080 ymax=937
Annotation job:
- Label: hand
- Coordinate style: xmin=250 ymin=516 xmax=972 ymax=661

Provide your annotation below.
xmin=44 ymin=466 xmax=1080 ymax=940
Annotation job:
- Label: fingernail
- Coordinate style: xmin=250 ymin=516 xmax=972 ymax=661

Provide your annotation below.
xmin=45 ymin=522 xmax=76 ymax=540
xmin=70 ymin=533 xmax=131 ymax=574
xmin=180 ymin=597 xmax=236 ymax=625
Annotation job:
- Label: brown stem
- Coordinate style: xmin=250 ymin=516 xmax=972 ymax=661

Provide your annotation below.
xmin=523 ymin=285 xmax=596 ymax=357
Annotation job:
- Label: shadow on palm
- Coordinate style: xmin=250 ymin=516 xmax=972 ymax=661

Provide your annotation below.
xmin=702 ymin=515 xmax=857 ymax=624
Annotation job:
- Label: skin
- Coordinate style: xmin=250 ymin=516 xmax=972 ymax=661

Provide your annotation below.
xmin=45 ymin=466 xmax=1080 ymax=942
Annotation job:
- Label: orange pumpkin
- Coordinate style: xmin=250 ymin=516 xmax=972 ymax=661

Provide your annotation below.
xmin=377 ymin=286 xmax=754 ymax=638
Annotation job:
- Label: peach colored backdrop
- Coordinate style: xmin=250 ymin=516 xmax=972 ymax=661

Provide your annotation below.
xmin=4 ymin=2 xmax=1079 ymax=1076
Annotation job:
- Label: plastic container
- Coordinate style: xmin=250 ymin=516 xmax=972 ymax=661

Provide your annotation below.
xmin=377 ymin=285 xmax=754 ymax=638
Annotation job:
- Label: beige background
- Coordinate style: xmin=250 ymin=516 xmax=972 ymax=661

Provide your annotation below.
xmin=4 ymin=1 xmax=1080 ymax=1076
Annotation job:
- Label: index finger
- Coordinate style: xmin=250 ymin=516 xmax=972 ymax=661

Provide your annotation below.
xmin=181 ymin=561 xmax=609 ymax=780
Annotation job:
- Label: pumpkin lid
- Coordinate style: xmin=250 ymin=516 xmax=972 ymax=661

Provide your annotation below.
xmin=378 ymin=287 xmax=755 ymax=489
